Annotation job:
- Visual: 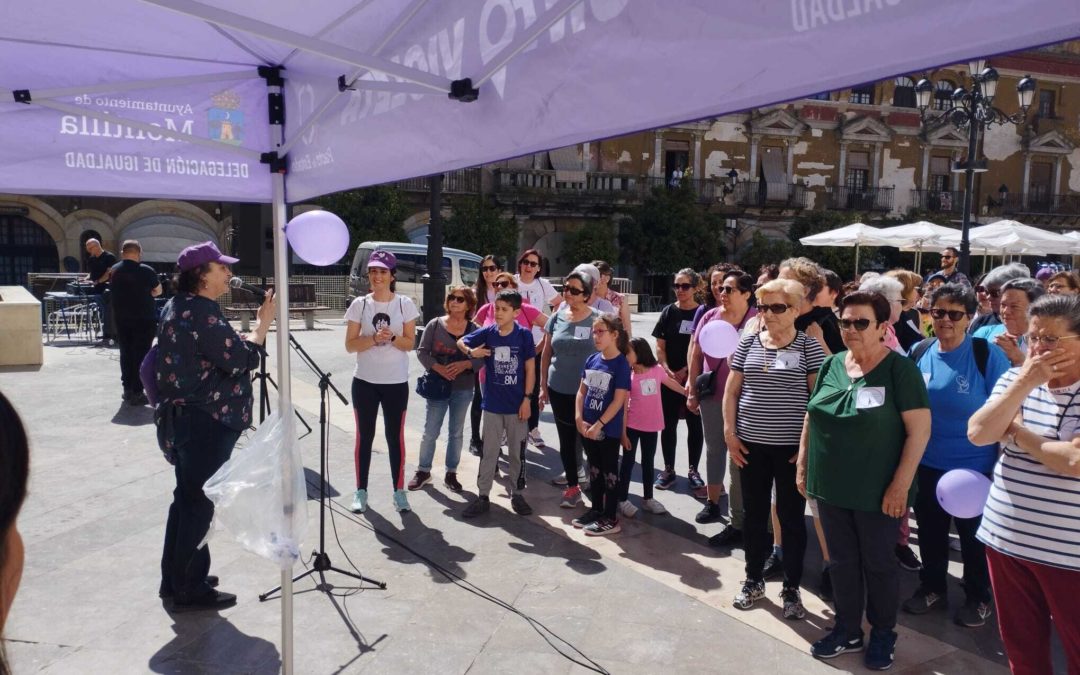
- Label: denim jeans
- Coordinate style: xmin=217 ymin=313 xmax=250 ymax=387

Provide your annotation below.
xmin=417 ymin=387 xmax=472 ymax=472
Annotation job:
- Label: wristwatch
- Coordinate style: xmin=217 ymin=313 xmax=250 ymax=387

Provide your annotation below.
xmin=390 ymin=335 xmax=397 ymax=343
xmin=466 ymin=347 xmax=473 ymax=357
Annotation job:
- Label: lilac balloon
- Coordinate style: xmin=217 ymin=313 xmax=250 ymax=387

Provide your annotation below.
xmin=698 ymin=320 xmax=740 ymax=359
xmin=286 ymin=210 xmax=350 ymax=266
xmin=936 ymin=468 xmax=992 ymax=519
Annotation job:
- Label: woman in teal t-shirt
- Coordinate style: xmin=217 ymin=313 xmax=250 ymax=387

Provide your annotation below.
xmin=797 ymin=291 xmax=930 ymax=670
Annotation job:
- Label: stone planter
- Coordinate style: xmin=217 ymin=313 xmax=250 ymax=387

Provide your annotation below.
xmin=0 ymin=286 xmax=44 ymax=366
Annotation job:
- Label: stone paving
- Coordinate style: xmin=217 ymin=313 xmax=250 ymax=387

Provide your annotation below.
xmin=0 ymin=312 xmax=1040 ymax=673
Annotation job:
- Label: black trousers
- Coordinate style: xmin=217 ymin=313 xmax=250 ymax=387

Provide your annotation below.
xmin=818 ymin=500 xmax=901 ymax=638
xmin=621 ymin=428 xmax=659 ymax=501
xmin=914 ymin=465 xmax=992 ymax=602
xmin=740 ymin=439 xmax=806 ymax=587
xmin=548 ymin=388 xmax=583 ymax=487
xmin=116 ymin=319 xmax=156 ymax=394
xmin=583 ymin=435 xmax=621 ymax=519
xmin=352 ymin=378 xmax=409 ymax=490
xmin=470 ymin=371 xmax=483 ymax=444
xmin=160 ymin=406 xmax=241 ymax=600
xmin=660 ymin=385 xmax=703 ymax=470
xmin=528 ymin=355 xmax=541 ymax=431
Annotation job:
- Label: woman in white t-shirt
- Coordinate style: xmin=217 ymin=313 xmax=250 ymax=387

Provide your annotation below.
xmin=515 ymin=248 xmax=561 ymax=445
xmin=344 ymin=250 xmax=419 ymax=515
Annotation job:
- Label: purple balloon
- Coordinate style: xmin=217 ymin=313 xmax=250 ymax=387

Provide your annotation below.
xmin=935 ymin=468 xmax=992 ymax=519
xmin=286 ymin=210 xmax=350 ymax=266
xmin=698 ymin=319 xmax=740 ymax=359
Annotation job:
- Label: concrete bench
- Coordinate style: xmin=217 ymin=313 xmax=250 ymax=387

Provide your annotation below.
xmin=226 ymin=282 xmax=329 ymax=330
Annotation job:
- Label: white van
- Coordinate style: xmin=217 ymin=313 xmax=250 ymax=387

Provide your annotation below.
xmin=347 ymin=241 xmax=483 ymax=321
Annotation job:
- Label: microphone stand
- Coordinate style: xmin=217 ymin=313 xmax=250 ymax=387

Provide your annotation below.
xmin=253 ymin=348 xmax=312 ymax=436
xmin=260 ymin=332 xmax=386 ymax=600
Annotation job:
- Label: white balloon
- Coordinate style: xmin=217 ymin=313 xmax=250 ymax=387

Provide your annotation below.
xmin=285 ymin=210 xmax=350 ymax=266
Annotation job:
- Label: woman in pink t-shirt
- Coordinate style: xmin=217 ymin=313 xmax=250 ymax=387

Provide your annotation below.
xmin=473 ymin=272 xmax=549 ymax=331
xmin=618 ymin=337 xmax=685 ymax=516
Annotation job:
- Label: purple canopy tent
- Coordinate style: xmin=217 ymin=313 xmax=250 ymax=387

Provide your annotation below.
xmin=3 ymin=1 xmax=1079 ymax=670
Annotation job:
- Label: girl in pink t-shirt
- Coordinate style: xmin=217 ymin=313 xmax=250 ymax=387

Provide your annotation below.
xmin=618 ymin=337 xmax=685 ymax=516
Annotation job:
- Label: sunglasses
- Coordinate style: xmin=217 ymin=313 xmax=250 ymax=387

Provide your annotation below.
xmin=929 ymin=308 xmax=967 ymax=321
xmin=493 ymin=281 xmax=511 ymax=289
xmin=1027 ymin=334 xmax=1080 ymax=347
xmin=941 ymin=255 xmax=955 ymax=261
xmin=718 ymin=286 xmax=738 ymax=295
xmin=987 ymin=288 xmax=1002 ymax=299
xmin=839 ymin=318 xmax=873 ymax=331
xmin=673 ymin=283 xmax=695 ymax=291
xmin=564 ymin=286 xmax=586 ymax=296
xmin=520 ymin=259 xmax=540 ymax=268
xmin=916 ymin=307 xmax=931 ymax=315
xmin=448 ymin=295 xmax=467 ymax=303
xmin=481 ymin=265 xmax=499 ymax=272
xmin=758 ymin=303 xmax=791 ymax=314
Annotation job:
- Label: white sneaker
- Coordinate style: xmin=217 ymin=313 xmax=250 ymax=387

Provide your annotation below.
xmin=618 ymin=500 xmax=638 ymax=519
xmin=641 ymin=498 xmax=668 ymax=515
xmin=528 ymin=428 xmax=545 ymax=447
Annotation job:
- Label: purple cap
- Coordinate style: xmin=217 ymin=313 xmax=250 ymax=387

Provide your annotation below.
xmin=1036 ymin=267 xmax=1054 ymax=281
xmin=368 ymin=249 xmax=396 ymax=271
xmin=177 ymin=241 xmax=239 ymax=271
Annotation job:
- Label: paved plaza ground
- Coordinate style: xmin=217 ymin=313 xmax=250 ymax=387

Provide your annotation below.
xmin=0 ymin=312 xmax=1050 ymax=673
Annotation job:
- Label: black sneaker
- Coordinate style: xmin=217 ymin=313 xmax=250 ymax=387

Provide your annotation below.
xmin=572 ymin=509 xmax=603 ymax=529
xmin=171 ymin=589 xmax=237 ymax=613
xmin=901 ymin=587 xmax=947 ymax=615
xmin=708 ymin=525 xmax=742 ymax=548
xmin=781 ymin=586 xmax=806 ymax=620
xmin=864 ymin=629 xmax=897 ymax=671
xmin=510 ymin=494 xmax=533 ymax=515
xmin=733 ymin=579 xmax=765 ymax=610
xmin=462 ymin=496 xmax=490 ymax=518
xmin=159 ymin=575 xmax=219 ymax=599
xmin=762 ymin=551 xmax=783 ymax=580
xmin=654 ymin=469 xmax=676 ymax=490
xmin=444 ymin=472 xmax=463 ymax=493
xmin=469 ymin=438 xmax=482 ymax=456
xmin=811 ymin=627 xmax=864 ymax=660
xmin=895 ymin=544 xmax=921 ymax=571
xmin=129 ymin=391 xmax=149 ymax=406
xmin=694 ymin=501 xmax=723 ymax=524
xmin=954 ymin=598 xmax=992 ymax=627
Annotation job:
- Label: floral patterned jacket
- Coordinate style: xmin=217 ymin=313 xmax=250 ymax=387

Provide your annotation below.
xmin=155 ymin=293 xmax=263 ymax=431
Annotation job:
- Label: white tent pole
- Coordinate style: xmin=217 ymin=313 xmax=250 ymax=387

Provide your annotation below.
xmin=28 ymin=98 xmax=262 ymax=159
xmin=142 ymin=0 xmax=450 ymax=92
xmin=855 ymin=245 xmax=860 ymax=278
xmin=474 ymin=0 xmax=585 ymax=87
xmin=26 ymin=70 xmax=260 ymax=100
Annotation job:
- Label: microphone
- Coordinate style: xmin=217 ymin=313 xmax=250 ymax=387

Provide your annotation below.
xmin=229 ymin=276 xmax=269 ymax=301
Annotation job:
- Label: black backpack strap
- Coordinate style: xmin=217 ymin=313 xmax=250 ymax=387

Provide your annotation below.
xmin=909 ymin=337 xmax=937 ymax=365
xmin=971 ymin=337 xmax=989 ymax=378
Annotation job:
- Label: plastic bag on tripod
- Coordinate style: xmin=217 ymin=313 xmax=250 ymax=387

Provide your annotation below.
xmin=202 ymin=406 xmax=308 ymax=569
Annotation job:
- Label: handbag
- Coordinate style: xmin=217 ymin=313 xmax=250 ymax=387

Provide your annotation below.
xmin=416 ymin=370 xmax=453 ymax=400
xmin=695 ymin=369 xmax=717 ymax=399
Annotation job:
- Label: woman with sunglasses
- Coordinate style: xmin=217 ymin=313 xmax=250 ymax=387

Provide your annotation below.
xmin=903 ymin=284 xmax=1011 ymax=627
xmin=779 ymin=257 xmax=844 ymax=355
xmin=515 ymin=249 xmax=560 ymax=448
xmin=651 ymin=268 xmax=705 ymax=492
xmin=687 ymin=270 xmax=756 ymax=539
xmin=724 ymin=278 xmax=825 ymax=620
xmin=541 ymin=271 xmax=599 ymax=506
xmin=799 ymin=292 xmax=930 ymax=669
xmin=410 ymin=286 xmax=484 ymax=494
xmin=968 ymin=294 xmax=1080 ymax=675
xmin=469 ymin=255 xmax=504 ymax=455
xmin=885 ymin=269 xmax=924 ymax=352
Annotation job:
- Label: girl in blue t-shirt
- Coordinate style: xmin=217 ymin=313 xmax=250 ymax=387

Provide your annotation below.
xmin=574 ymin=314 xmax=632 ymax=536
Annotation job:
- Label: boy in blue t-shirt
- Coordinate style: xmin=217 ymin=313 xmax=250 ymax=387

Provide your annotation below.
xmin=458 ymin=290 xmax=536 ymax=517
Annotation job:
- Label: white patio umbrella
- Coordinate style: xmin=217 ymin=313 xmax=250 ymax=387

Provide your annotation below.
xmin=1062 ymin=231 xmax=1080 ymax=254
xmin=940 ymin=219 xmax=1076 ymax=255
xmin=799 ymin=222 xmax=890 ymax=276
xmin=875 ymin=221 xmax=959 ymax=273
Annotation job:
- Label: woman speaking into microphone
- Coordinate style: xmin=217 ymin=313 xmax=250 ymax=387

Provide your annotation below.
xmin=155 ymin=242 xmax=275 ymax=612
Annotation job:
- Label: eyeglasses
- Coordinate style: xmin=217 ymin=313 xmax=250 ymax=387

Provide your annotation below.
xmin=758 ymin=303 xmax=791 ymax=314
xmin=563 ymin=286 xmax=586 ymax=296
xmin=481 ymin=265 xmax=499 ymax=272
xmin=493 ymin=281 xmax=510 ymax=289
xmin=718 ymin=286 xmax=738 ymax=295
xmin=916 ymin=307 xmax=931 ymax=315
xmin=673 ymin=283 xmax=694 ymax=291
xmin=1026 ymin=334 xmax=1080 ymax=347
xmin=941 ymin=255 xmax=955 ymax=261
xmin=1049 ymin=283 xmax=1070 ymax=291
xmin=839 ymin=318 xmax=873 ymax=331
xmin=987 ymin=288 xmax=1002 ymax=299
xmin=448 ymin=295 xmax=467 ymax=303
xmin=929 ymin=309 xmax=967 ymax=321
xmin=520 ymin=259 xmax=540 ymax=268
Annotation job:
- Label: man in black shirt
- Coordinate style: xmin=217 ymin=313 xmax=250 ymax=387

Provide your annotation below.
xmin=109 ymin=240 xmax=162 ymax=405
xmin=85 ymin=238 xmax=118 ymax=342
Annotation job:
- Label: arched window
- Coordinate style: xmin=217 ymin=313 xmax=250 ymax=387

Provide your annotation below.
xmin=933 ymin=80 xmax=956 ymax=111
xmin=1 ymin=215 xmax=59 ymax=286
xmin=892 ymin=77 xmax=915 ymax=108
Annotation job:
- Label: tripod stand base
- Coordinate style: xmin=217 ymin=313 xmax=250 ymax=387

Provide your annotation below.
xmin=259 ymin=552 xmax=388 ymax=601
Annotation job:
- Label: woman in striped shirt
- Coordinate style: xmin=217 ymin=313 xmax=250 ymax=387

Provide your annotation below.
xmin=723 ymin=278 xmax=825 ymax=620
xmin=968 ymin=293 xmax=1080 ymax=675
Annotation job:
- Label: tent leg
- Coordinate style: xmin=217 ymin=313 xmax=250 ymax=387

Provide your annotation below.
xmin=854 ymin=245 xmax=860 ymax=279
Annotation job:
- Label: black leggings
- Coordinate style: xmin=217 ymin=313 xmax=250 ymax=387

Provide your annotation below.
xmin=470 ymin=371 xmax=483 ymax=444
xmin=548 ymin=388 xmax=582 ymax=487
xmin=583 ymin=435 xmax=621 ymax=519
xmin=621 ymin=428 xmax=659 ymax=501
xmin=351 ymin=378 xmax=409 ymax=491
xmin=740 ymin=439 xmax=807 ymax=587
xmin=528 ymin=355 xmax=541 ymax=431
xmin=660 ymin=385 xmax=703 ymax=470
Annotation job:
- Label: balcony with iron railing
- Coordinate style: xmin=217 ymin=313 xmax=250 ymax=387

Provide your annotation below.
xmin=829 ymin=185 xmax=894 ymax=211
xmin=1000 ymin=192 xmax=1080 ymax=215
xmin=396 ymin=168 xmax=482 ymax=194
xmin=911 ymin=189 xmax=963 ymax=215
xmin=493 ymin=169 xmax=640 ymax=203
xmin=639 ymin=177 xmax=718 ymax=203
xmin=731 ymin=180 xmax=810 ymax=209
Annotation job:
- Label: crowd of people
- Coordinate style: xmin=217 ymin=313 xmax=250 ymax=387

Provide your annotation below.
xmin=28 ymin=237 xmax=1071 ymax=673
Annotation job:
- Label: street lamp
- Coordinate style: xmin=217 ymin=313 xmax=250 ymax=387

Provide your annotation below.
xmin=916 ymin=61 xmax=1035 ymax=276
